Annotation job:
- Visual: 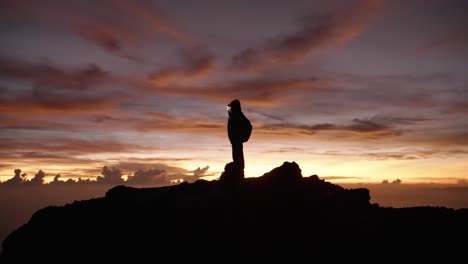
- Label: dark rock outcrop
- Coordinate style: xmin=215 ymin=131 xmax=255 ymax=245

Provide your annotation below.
xmin=1 ymin=161 xmax=467 ymax=263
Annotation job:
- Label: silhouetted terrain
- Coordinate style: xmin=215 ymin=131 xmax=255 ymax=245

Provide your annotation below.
xmin=1 ymin=162 xmax=467 ymax=263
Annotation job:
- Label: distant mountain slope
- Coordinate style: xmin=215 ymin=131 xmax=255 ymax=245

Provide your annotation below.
xmin=1 ymin=161 xmax=467 ymax=263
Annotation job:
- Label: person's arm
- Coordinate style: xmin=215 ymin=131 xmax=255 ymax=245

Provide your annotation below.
xmin=228 ymin=119 xmax=233 ymax=142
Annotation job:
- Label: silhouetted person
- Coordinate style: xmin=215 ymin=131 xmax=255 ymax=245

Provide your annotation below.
xmin=227 ymin=99 xmax=252 ymax=179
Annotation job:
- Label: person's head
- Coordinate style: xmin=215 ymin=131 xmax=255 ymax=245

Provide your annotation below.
xmin=227 ymin=99 xmax=241 ymax=114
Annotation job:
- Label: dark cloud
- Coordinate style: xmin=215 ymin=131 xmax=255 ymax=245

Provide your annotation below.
xmin=261 ymin=147 xmax=307 ymax=154
xmin=183 ymin=166 xmax=210 ymax=183
xmin=149 ymin=47 xmax=215 ymax=84
xmin=381 ymin=179 xmax=402 ymax=184
xmin=0 ymin=161 xmax=205 ymax=187
xmin=231 ymin=48 xmax=262 ymax=71
xmin=0 ymin=55 xmax=125 ymax=115
xmin=444 ymin=102 xmax=468 ymax=114
xmin=136 ymin=112 xmax=225 ymax=134
xmin=0 ymin=93 xmax=119 ymax=115
xmin=75 ymin=24 xmax=143 ymax=62
xmin=347 ymin=118 xmax=400 ymax=135
xmin=457 ymin=179 xmax=468 ymax=185
xmin=260 ymin=118 xmax=401 ymax=139
xmin=0 ymin=0 xmax=192 ymax=59
xmin=320 ymin=175 xmax=364 ymax=181
xmin=230 ymin=0 xmax=382 ymax=70
xmin=414 ymin=30 xmax=468 ymax=55
xmin=0 ymin=151 xmax=197 ymax=186
xmin=104 ymin=160 xmax=199 ymax=183
xmin=96 ymin=166 xmax=125 ymax=185
xmin=411 ymin=0 xmax=468 ymax=56
xmin=78 ymin=26 xmax=121 ymax=53
xmin=324 ymin=70 xmax=454 ymax=85
xmin=30 ymin=170 xmax=46 ymax=185
xmin=0 ymin=115 xmax=81 ymax=130
xmin=116 ymin=0 xmax=191 ymax=43
xmin=149 ymin=77 xmax=325 ymax=107
xmin=285 ymin=71 xmax=467 ymax=124
xmin=2 ymin=169 xmax=26 ymax=185
xmin=106 ymin=157 xmax=192 ymax=165
xmin=48 ymin=174 xmax=94 ymax=184
xmin=0 ymin=55 xmax=106 ymax=88
xmin=367 ymin=154 xmax=418 ymax=161
xmin=126 ymin=168 xmax=168 ymax=185
xmin=1 ymin=169 xmax=48 ymax=185
xmin=0 ymin=137 xmax=147 ymax=157
xmin=247 ymin=110 xmax=287 ymax=123
xmin=431 ymin=132 xmax=468 ymax=146
xmin=370 ymin=115 xmax=432 ymax=126
xmin=321 ymin=148 xmax=468 ymax=161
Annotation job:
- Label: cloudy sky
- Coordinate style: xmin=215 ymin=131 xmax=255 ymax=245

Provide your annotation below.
xmin=1 ymin=0 xmax=468 ymax=185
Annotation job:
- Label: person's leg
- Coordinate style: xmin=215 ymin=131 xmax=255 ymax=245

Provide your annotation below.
xmin=232 ymin=142 xmax=245 ymax=171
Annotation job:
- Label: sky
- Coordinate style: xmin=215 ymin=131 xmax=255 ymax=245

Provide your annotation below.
xmin=2 ymin=0 xmax=468 ymax=250
xmin=1 ymin=0 xmax=468 ymax=186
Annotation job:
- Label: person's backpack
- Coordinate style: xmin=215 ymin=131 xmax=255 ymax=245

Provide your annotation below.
xmin=240 ymin=116 xmax=252 ymax=143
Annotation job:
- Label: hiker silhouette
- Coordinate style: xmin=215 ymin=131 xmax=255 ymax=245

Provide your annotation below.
xmin=226 ymin=99 xmax=252 ymax=179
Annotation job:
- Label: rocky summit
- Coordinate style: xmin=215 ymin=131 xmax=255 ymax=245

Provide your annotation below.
xmin=1 ymin=161 xmax=467 ymax=263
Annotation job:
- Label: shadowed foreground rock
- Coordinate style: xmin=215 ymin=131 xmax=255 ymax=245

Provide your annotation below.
xmin=1 ymin=161 xmax=467 ymax=263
